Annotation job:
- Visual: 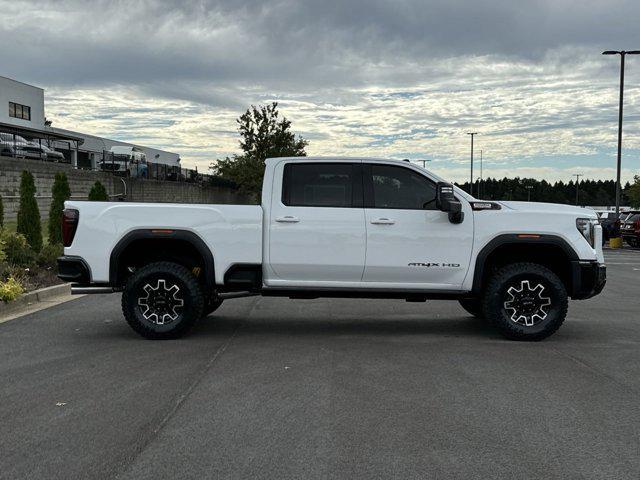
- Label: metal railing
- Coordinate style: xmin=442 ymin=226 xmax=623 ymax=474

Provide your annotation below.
xmin=98 ymin=151 xmax=207 ymax=183
xmin=1 ymin=129 xmax=212 ymax=186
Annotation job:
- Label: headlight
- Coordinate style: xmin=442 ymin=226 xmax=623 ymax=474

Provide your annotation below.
xmin=576 ymin=218 xmax=597 ymax=247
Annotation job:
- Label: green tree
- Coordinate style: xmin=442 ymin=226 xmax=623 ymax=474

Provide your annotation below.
xmin=211 ymin=102 xmax=307 ymax=200
xmin=47 ymin=172 xmax=71 ymax=245
xmin=16 ymin=170 xmax=42 ymax=253
xmin=627 ymin=176 xmax=640 ymax=209
xmin=88 ymin=181 xmax=108 ymax=201
xmin=0 ymin=193 xmax=4 ymax=228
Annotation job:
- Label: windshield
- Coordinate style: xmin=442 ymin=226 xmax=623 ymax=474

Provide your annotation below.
xmin=412 ymin=164 xmax=475 ymax=202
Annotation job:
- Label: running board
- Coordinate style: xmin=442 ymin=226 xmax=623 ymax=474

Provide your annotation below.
xmin=217 ymin=291 xmax=259 ymax=300
xmin=71 ymin=286 xmax=115 ymax=295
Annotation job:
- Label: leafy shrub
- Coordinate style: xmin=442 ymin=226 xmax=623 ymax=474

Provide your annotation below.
xmin=48 ymin=172 xmax=71 ymax=245
xmin=88 ymin=181 xmax=108 ymax=201
xmin=0 ymin=230 xmax=35 ymax=267
xmin=16 ymin=170 xmax=43 ymax=253
xmin=0 ymin=277 xmax=24 ymax=302
xmin=37 ymin=242 xmax=63 ymax=268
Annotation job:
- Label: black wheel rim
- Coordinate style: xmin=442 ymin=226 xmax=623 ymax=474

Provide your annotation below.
xmin=503 ymin=279 xmax=552 ymax=327
xmin=137 ymin=279 xmax=184 ymax=325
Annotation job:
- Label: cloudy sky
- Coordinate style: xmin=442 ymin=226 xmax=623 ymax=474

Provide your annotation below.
xmin=2 ymin=0 xmax=640 ymax=183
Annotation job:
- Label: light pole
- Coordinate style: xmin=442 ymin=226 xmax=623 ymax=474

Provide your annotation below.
xmin=479 ymin=149 xmax=483 ymax=199
xmin=574 ymin=173 xmax=583 ymax=205
xmin=526 ymin=185 xmax=533 ymax=202
xmin=602 ymin=50 xmax=640 ymax=215
xmin=467 ymin=132 xmax=478 ymax=196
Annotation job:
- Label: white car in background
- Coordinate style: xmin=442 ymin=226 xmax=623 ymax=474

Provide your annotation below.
xmin=100 ymin=146 xmax=148 ymax=177
xmin=0 ymin=133 xmax=43 ymax=159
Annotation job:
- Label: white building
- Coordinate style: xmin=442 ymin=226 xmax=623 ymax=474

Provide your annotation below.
xmin=0 ymin=75 xmax=181 ymax=170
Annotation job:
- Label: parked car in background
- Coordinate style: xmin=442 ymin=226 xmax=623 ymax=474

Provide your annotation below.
xmin=35 ymin=142 xmax=66 ymax=162
xmin=620 ymin=211 xmax=640 ymax=247
xmin=596 ymin=210 xmax=620 ymax=242
xmin=0 ymin=133 xmax=43 ymax=159
xmin=100 ymin=146 xmax=148 ymax=177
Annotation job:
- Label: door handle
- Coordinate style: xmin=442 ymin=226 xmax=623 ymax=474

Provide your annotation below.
xmin=371 ymin=217 xmax=395 ymax=225
xmin=275 ymin=215 xmax=300 ymax=223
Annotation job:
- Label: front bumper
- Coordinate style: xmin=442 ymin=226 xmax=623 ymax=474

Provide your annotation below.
xmin=571 ymin=260 xmax=606 ymax=300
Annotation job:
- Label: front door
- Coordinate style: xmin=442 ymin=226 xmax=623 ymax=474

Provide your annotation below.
xmin=362 ymin=163 xmax=474 ymax=289
xmin=267 ymin=161 xmax=366 ymax=285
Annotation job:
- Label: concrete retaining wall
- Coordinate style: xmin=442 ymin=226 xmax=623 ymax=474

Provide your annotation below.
xmin=0 ymin=156 xmax=251 ymax=221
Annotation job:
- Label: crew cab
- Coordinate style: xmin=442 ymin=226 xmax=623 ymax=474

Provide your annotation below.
xmin=57 ymin=157 xmax=606 ymax=341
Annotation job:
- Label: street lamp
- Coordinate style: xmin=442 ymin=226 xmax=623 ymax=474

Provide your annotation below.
xmin=479 ymin=149 xmax=483 ymax=199
xmin=602 ymin=50 xmax=640 ymax=215
xmin=525 ymin=185 xmax=533 ymax=202
xmin=574 ymin=173 xmax=583 ymax=206
xmin=467 ymin=132 xmax=478 ymax=196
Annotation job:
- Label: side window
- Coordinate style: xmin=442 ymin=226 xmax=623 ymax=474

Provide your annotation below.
xmin=369 ymin=164 xmax=437 ymax=210
xmin=282 ymin=163 xmax=356 ymax=208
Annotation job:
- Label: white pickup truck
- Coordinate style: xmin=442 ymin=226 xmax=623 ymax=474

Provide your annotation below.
xmin=58 ymin=157 xmax=606 ymax=340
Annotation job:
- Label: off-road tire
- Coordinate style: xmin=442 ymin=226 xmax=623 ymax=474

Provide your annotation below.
xmin=458 ymin=298 xmax=483 ymax=318
xmin=122 ymin=261 xmax=204 ymax=339
xmin=482 ymin=262 xmax=568 ymax=341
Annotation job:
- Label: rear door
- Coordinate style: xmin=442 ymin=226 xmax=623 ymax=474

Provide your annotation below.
xmin=361 ymin=162 xmax=474 ymax=289
xmin=266 ymin=161 xmax=366 ymax=285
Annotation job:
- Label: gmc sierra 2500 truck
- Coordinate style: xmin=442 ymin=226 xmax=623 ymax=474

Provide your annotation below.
xmin=57 ymin=157 xmax=606 ymax=341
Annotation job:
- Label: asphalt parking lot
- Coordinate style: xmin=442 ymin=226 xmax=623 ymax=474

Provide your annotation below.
xmin=1 ymin=248 xmax=639 ymax=480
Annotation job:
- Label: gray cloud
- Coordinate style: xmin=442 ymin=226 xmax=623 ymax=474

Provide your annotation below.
xmin=3 ymin=0 xmax=640 ymax=93
xmin=2 ymin=0 xmax=640 ymax=181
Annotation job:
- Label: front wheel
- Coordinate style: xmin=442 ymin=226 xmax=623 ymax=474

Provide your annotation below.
xmin=122 ymin=261 xmax=204 ymax=339
xmin=482 ymin=262 xmax=568 ymax=341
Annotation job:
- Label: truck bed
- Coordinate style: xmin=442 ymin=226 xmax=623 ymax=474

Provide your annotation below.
xmin=64 ymin=201 xmax=263 ymax=284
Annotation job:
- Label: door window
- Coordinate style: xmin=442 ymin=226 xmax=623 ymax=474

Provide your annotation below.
xmin=367 ymin=164 xmax=437 ymax=210
xmin=282 ymin=163 xmax=359 ymax=208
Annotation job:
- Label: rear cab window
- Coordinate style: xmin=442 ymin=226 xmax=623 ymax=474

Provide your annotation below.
xmin=281 ymin=162 xmax=362 ymax=208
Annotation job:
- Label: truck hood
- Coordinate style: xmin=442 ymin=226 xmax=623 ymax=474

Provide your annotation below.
xmin=496 ymin=201 xmax=597 ymax=219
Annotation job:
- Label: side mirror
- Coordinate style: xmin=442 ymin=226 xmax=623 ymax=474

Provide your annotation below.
xmin=436 ymin=182 xmax=464 ymax=224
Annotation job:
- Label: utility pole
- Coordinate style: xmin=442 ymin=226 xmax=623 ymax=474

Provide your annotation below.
xmin=467 ymin=132 xmax=478 ymax=196
xmin=602 ymin=50 xmax=640 ymax=215
xmin=574 ymin=174 xmax=583 ymax=205
xmin=526 ymin=185 xmax=533 ymax=202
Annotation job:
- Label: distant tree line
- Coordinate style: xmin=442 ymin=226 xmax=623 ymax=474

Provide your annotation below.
xmin=458 ymin=177 xmax=634 ymax=207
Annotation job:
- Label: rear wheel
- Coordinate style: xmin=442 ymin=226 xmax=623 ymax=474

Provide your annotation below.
xmin=482 ymin=262 xmax=568 ymax=341
xmin=122 ymin=261 xmax=204 ymax=339
xmin=458 ymin=298 xmax=483 ymax=318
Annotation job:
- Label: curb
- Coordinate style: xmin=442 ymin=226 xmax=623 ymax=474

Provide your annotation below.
xmin=0 ymin=283 xmax=71 ymax=318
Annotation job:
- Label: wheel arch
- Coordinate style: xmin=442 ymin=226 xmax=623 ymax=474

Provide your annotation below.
xmin=109 ymin=229 xmax=215 ymax=288
xmin=472 ymin=234 xmax=578 ymax=295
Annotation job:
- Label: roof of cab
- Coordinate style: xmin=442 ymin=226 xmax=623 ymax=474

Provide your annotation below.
xmin=265 ymin=156 xmax=406 ymax=164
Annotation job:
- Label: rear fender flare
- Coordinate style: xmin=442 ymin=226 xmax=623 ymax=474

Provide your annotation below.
xmin=109 ymin=229 xmax=215 ymax=287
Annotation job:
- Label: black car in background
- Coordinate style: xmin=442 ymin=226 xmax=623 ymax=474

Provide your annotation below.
xmin=620 ymin=211 xmax=640 ymax=248
xmin=597 ymin=211 xmax=621 ymax=242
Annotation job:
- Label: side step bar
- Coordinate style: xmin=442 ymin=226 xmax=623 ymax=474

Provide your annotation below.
xmin=71 ymin=286 xmax=115 ymax=294
xmin=71 ymin=286 xmax=258 ymax=298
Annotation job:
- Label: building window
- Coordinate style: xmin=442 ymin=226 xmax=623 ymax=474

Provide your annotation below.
xmin=9 ymin=102 xmax=31 ymax=121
